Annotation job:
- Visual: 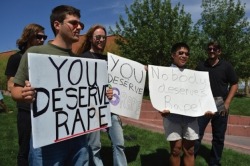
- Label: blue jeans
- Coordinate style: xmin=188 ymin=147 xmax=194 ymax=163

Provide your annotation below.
xmin=29 ymin=135 xmax=89 ymax=166
xmin=87 ymin=131 xmax=103 ymax=166
xmin=108 ymin=114 xmax=127 ymax=166
xmin=195 ymin=112 xmax=228 ymax=166
xmin=88 ymin=114 xmax=127 ymax=166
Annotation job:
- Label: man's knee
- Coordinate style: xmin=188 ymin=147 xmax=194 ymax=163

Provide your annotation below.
xmin=171 ymin=147 xmax=181 ymax=157
xmin=186 ymin=148 xmax=194 ymax=156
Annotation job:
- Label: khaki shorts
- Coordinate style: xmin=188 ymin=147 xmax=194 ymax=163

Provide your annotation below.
xmin=163 ymin=115 xmax=199 ymax=141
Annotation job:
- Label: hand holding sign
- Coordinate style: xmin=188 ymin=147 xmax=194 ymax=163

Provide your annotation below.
xmin=108 ymin=53 xmax=146 ymax=119
xmin=106 ymin=86 xmax=113 ymax=100
xmin=148 ymin=65 xmax=217 ymax=117
xmin=28 ymin=53 xmax=111 ymax=148
xmin=19 ymin=80 xmax=36 ymax=103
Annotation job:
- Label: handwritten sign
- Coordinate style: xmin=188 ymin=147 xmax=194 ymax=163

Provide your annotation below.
xmin=28 ymin=53 xmax=111 ymax=148
xmin=148 ymin=65 xmax=217 ymax=117
xmin=108 ymin=53 xmax=146 ymax=119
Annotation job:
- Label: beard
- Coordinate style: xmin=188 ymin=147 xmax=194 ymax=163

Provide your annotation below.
xmin=208 ymin=53 xmax=217 ymax=60
xmin=92 ymin=43 xmax=105 ymax=52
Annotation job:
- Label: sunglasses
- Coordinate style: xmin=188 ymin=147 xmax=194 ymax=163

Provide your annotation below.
xmin=66 ymin=20 xmax=84 ymax=30
xmin=36 ymin=34 xmax=47 ymax=40
xmin=94 ymin=35 xmax=107 ymax=41
xmin=177 ymin=51 xmax=189 ymax=56
xmin=208 ymin=47 xmax=218 ymax=52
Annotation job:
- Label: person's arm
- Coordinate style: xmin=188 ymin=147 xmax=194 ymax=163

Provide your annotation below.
xmin=11 ymin=81 xmax=36 ymax=103
xmin=161 ymin=110 xmax=170 ymax=117
xmin=204 ymin=111 xmax=214 ymax=118
xmin=6 ymin=76 xmax=14 ymax=92
xmin=222 ymin=83 xmax=238 ymax=115
xmin=203 ymin=84 xmax=238 ymax=117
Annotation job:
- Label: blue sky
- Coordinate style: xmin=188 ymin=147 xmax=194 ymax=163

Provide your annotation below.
xmin=0 ymin=0 xmax=249 ymax=52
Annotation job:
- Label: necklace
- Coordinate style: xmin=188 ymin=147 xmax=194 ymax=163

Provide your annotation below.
xmin=212 ymin=59 xmax=219 ymax=67
xmin=89 ymin=51 xmax=96 ymax=58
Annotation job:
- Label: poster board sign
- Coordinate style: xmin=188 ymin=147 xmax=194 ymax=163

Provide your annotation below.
xmin=148 ymin=65 xmax=217 ymax=117
xmin=108 ymin=53 xmax=146 ymax=119
xmin=28 ymin=53 xmax=111 ymax=148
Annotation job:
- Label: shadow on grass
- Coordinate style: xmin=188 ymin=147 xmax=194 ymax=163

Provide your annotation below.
xmin=196 ymin=144 xmax=210 ymax=164
xmin=140 ymin=144 xmax=211 ymax=166
xmin=98 ymin=133 xmax=211 ymax=166
xmin=100 ymin=145 xmax=140 ymax=165
xmin=100 ymin=145 xmax=169 ymax=166
xmin=140 ymin=148 xmax=169 ymax=166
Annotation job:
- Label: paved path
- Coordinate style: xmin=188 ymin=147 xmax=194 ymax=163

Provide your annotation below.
xmin=122 ymin=117 xmax=250 ymax=155
xmin=203 ymin=133 xmax=250 ymax=155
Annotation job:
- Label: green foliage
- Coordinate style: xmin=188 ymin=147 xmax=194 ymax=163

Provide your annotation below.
xmin=195 ymin=0 xmax=250 ymax=78
xmin=230 ymin=97 xmax=250 ymax=116
xmin=0 ymin=96 xmax=18 ymax=166
xmin=0 ymin=56 xmax=8 ymax=90
xmin=110 ymin=0 xmax=250 ymax=79
xmin=109 ymin=0 xmax=250 ymax=94
xmin=110 ymin=0 xmax=193 ymax=66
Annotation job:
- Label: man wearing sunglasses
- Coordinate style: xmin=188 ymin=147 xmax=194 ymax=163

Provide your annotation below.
xmin=11 ymin=5 xmax=90 ymax=166
xmin=194 ymin=41 xmax=238 ymax=166
xmin=80 ymin=24 xmax=127 ymax=166
xmin=5 ymin=23 xmax=46 ymax=166
xmin=161 ymin=42 xmax=198 ymax=166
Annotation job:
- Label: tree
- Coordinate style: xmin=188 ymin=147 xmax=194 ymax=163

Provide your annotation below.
xmin=194 ymin=0 xmax=250 ymax=95
xmin=110 ymin=0 xmax=193 ymax=66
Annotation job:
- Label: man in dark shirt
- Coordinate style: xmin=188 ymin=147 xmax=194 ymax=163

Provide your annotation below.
xmin=194 ymin=41 xmax=238 ymax=166
xmin=5 ymin=23 xmax=46 ymax=166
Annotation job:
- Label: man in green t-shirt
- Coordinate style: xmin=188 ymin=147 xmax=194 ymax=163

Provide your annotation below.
xmin=11 ymin=5 xmax=89 ymax=166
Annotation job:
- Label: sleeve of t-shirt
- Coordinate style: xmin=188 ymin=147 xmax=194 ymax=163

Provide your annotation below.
xmin=13 ymin=53 xmax=29 ymax=87
xmin=226 ymin=62 xmax=238 ymax=85
xmin=5 ymin=53 xmax=21 ymax=77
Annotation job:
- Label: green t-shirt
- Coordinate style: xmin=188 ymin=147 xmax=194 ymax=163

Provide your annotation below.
xmin=14 ymin=43 xmax=76 ymax=86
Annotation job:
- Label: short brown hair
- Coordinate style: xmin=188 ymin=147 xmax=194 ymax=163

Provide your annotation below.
xmin=207 ymin=41 xmax=221 ymax=50
xmin=50 ymin=5 xmax=81 ymax=36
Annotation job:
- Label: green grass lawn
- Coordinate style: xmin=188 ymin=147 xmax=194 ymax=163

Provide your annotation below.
xmin=0 ymin=95 xmax=19 ymax=166
xmin=1 ymin=95 xmax=250 ymax=166
xmin=230 ymin=97 xmax=250 ymax=116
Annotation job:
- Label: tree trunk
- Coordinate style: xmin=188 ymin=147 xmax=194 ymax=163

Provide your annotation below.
xmin=244 ymin=78 xmax=250 ymax=97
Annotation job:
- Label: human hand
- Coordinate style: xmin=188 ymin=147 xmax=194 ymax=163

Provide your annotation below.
xmin=220 ymin=108 xmax=229 ymax=116
xmin=219 ymin=103 xmax=229 ymax=116
xmin=106 ymin=86 xmax=113 ymax=100
xmin=161 ymin=109 xmax=170 ymax=117
xmin=22 ymin=80 xmax=36 ymax=103
xmin=204 ymin=111 xmax=214 ymax=118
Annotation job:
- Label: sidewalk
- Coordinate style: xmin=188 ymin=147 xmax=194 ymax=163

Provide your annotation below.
xmin=121 ymin=100 xmax=250 ymax=155
xmin=121 ymin=117 xmax=250 ymax=155
xmin=203 ymin=133 xmax=250 ymax=155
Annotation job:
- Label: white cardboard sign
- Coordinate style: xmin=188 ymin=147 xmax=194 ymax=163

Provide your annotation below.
xmin=28 ymin=53 xmax=111 ymax=148
xmin=108 ymin=53 xmax=146 ymax=119
xmin=148 ymin=65 xmax=217 ymax=117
